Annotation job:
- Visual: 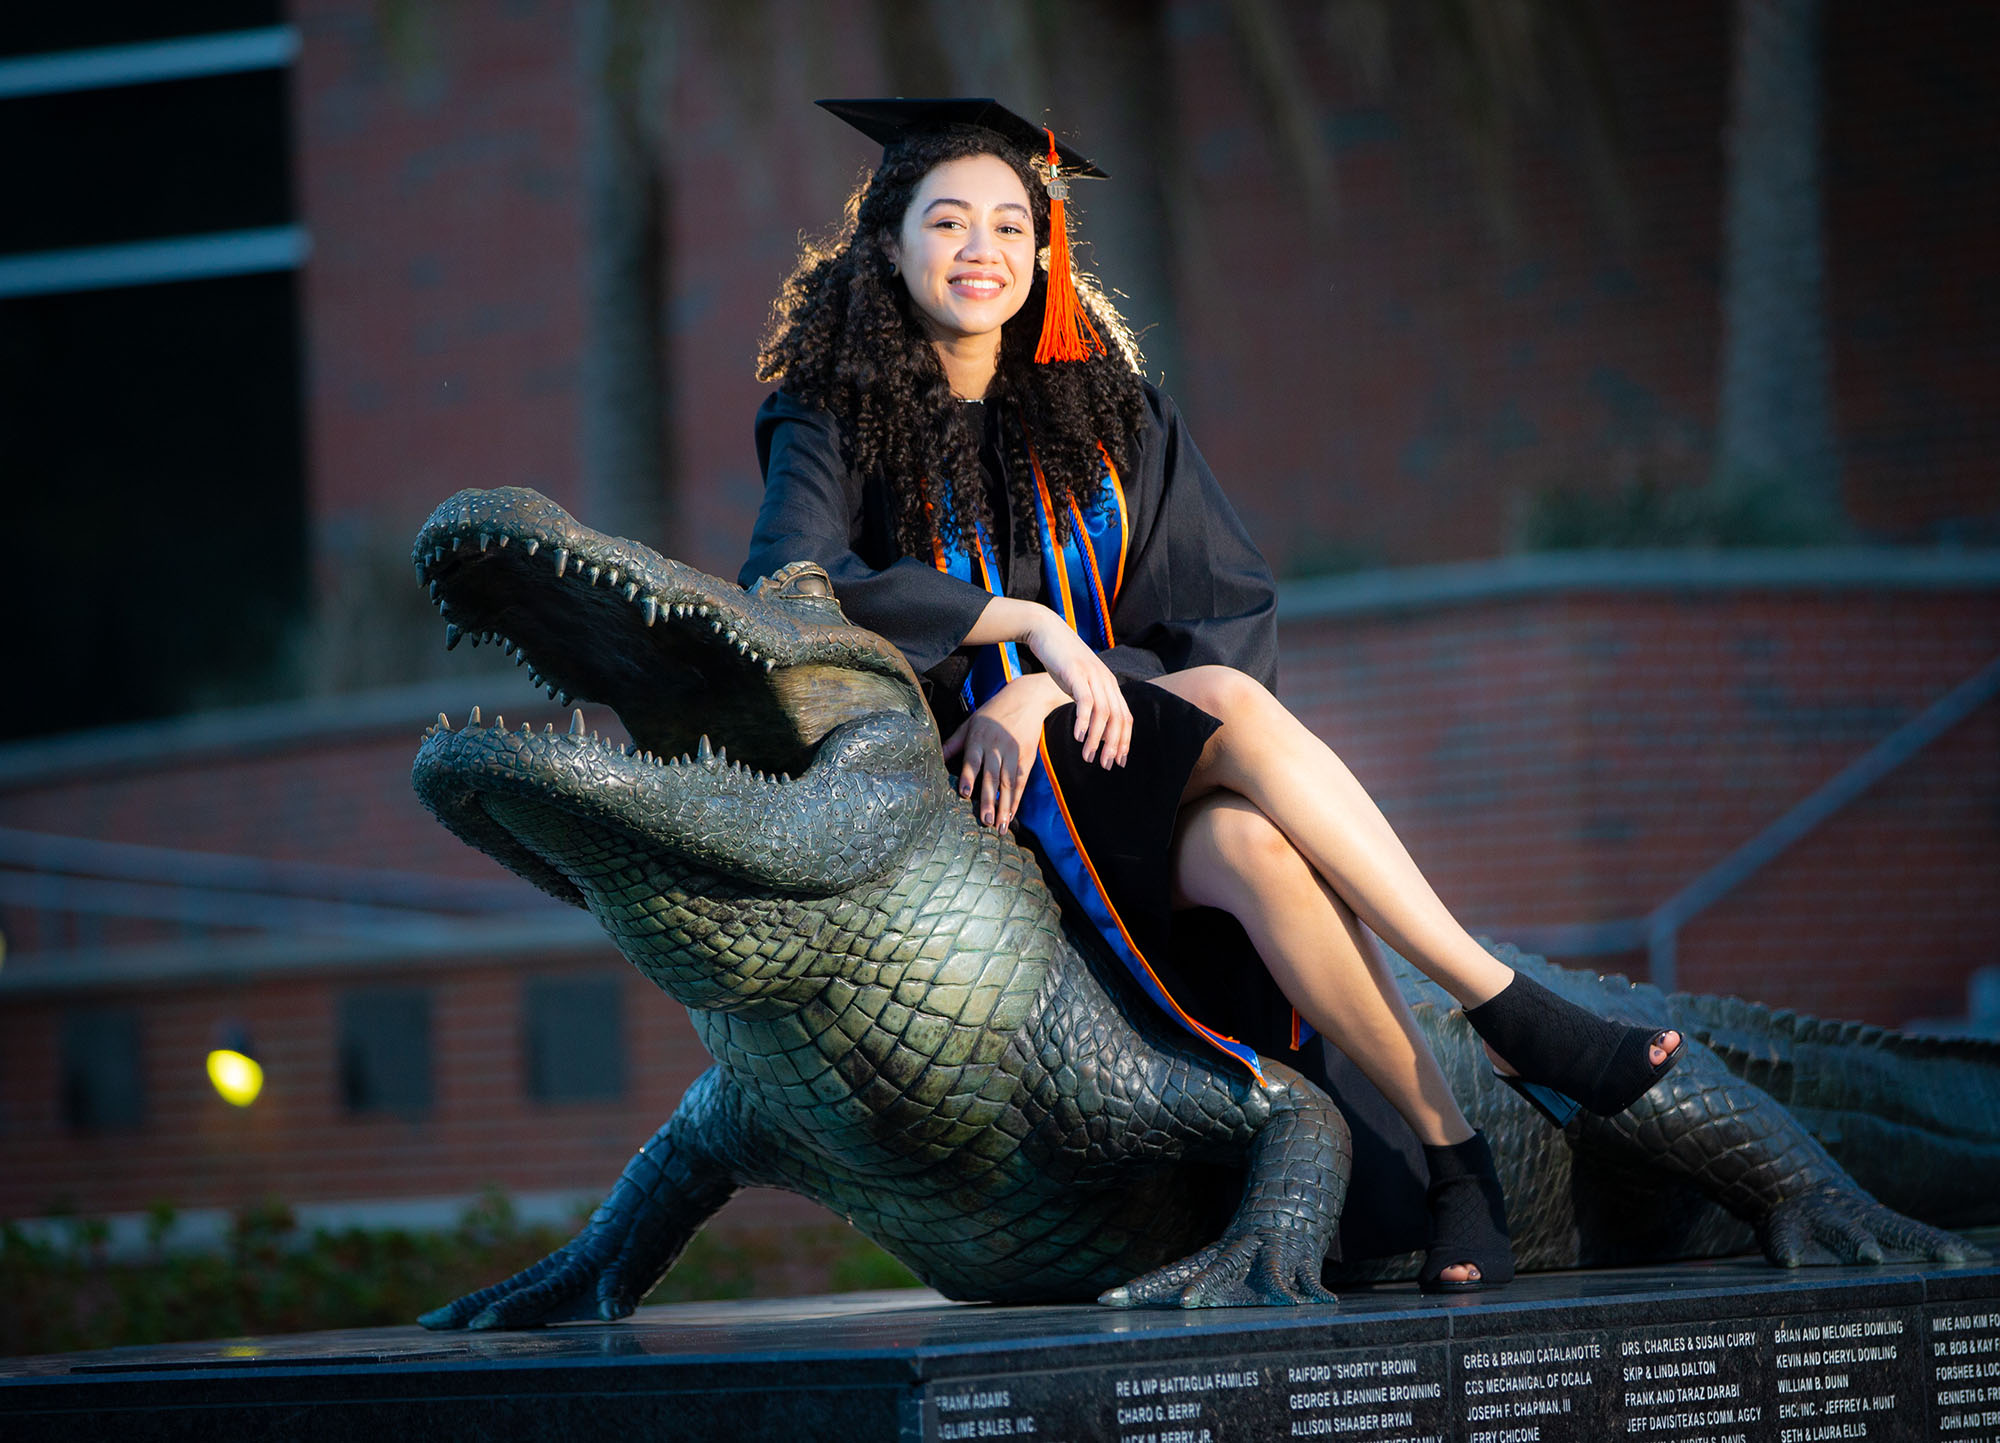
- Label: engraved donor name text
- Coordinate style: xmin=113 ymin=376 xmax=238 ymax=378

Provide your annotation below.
xmin=1933 ymin=1309 xmax=2000 ymax=1436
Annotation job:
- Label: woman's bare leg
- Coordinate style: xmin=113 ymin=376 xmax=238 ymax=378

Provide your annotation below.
xmin=1172 ymin=791 xmax=1487 ymax=1284
xmin=1173 ymin=793 xmax=1472 ymax=1145
xmin=1153 ymin=667 xmax=1677 ymax=1064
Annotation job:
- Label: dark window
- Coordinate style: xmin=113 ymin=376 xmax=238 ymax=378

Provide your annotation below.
xmin=0 ymin=273 xmax=306 ymax=741
xmin=523 ymin=978 xmax=625 ymax=1103
xmin=339 ymin=988 xmax=433 ymax=1117
xmin=0 ymin=5 xmax=304 ymax=746
xmin=0 ymin=69 xmax=294 ymax=255
xmin=61 ymin=1008 xmax=144 ymax=1131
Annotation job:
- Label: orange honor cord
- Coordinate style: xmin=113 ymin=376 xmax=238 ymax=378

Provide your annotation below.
xmin=1033 ymin=128 xmax=1105 ymax=365
xmin=1097 ymin=448 xmax=1130 ymax=598
xmin=1066 ymin=495 xmax=1116 ymax=648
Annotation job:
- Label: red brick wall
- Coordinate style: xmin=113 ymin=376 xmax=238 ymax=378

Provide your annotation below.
xmin=1280 ymin=582 xmax=2000 ymax=1021
xmin=291 ymin=0 xmax=589 ymax=546
xmin=0 ymin=955 xmax=815 ymax=1231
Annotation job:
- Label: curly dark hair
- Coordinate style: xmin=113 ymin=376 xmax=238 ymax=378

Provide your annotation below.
xmin=757 ymin=125 xmax=1148 ymax=558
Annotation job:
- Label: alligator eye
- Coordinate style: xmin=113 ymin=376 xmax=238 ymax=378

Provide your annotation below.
xmin=767 ymin=560 xmax=838 ymax=601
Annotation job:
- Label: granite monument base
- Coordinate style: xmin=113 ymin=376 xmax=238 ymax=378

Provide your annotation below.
xmin=6 ymin=1250 xmax=1999 ymax=1442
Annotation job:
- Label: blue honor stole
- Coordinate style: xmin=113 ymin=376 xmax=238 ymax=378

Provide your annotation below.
xmin=932 ymin=452 xmax=1267 ymax=1079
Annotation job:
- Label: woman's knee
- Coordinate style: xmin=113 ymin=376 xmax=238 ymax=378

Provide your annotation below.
xmin=1161 ymin=664 xmax=1276 ymax=727
xmin=1174 ymin=794 xmax=1312 ymax=909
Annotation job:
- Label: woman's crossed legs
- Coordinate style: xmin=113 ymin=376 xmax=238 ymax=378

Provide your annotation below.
xmin=1153 ymin=665 xmax=1679 ymax=1287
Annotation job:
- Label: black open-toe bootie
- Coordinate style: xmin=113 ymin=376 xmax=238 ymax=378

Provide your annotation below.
xmin=1463 ymin=972 xmax=1684 ymax=1128
xmin=1419 ymin=1131 xmax=1513 ymax=1294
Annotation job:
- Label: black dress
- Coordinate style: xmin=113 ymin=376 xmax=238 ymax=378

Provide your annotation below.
xmin=741 ymin=385 xmax=1430 ymax=1262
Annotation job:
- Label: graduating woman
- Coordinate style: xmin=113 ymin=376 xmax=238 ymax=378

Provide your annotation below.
xmin=741 ymin=99 xmax=1681 ymax=1293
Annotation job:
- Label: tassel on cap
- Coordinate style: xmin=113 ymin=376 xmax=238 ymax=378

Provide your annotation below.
xmin=1033 ymin=128 xmax=1105 ymax=365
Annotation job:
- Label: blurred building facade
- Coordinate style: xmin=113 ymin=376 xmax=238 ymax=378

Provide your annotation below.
xmin=1 ymin=1 xmax=1996 ymax=1232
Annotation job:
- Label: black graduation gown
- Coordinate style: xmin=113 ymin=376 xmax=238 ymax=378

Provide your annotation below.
xmin=740 ymin=385 xmax=1430 ymax=1265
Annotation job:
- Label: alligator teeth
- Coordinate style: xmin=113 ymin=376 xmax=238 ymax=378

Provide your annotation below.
xmin=780 ymin=772 xmax=791 ymax=783
xmin=641 ymin=597 xmax=658 ymax=625
xmin=436 ymin=712 xmax=450 ymax=730
xmin=697 ymin=734 xmax=714 ymax=762
xmin=428 ymin=580 xmax=442 ymax=601
xmin=542 ymin=722 xmax=553 ymax=735
xmin=498 ymin=534 xmax=510 ymax=548
xmin=764 ymin=658 xmax=776 ymax=673
xmin=547 ymin=686 xmax=559 ymax=701
xmin=606 ymin=568 xmax=620 ymax=587
xmin=445 ymin=624 xmax=463 ymax=651
xmin=526 ymin=538 xmax=539 ymax=555
xmin=521 ymin=722 xmax=532 ymax=735
xmin=516 ymin=654 xmax=527 ymax=667
xmin=586 ymin=565 xmax=601 ymax=585
xmin=698 ymin=604 xmax=711 ymax=618
xmin=623 ymin=582 xmax=639 ymax=602
xmin=477 ymin=533 xmax=491 ymax=551
xmin=501 ymin=640 xmax=516 ymax=657
xmin=568 ymin=709 xmax=585 ymax=737
xmin=468 ymin=705 xmax=481 ymax=726
xmin=493 ymin=715 xmax=505 ymax=730
xmin=553 ymin=548 xmax=569 ymax=577
xmin=451 ymin=535 xmax=463 ymax=550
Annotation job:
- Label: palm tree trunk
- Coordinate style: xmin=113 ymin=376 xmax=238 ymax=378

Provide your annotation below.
xmin=1714 ymin=0 xmax=1839 ymax=526
xmin=579 ymin=0 xmax=673 ymax=546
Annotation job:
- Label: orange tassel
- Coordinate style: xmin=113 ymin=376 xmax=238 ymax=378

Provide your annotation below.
xmin=1034 ymin=128 xmax=1104 ymax=365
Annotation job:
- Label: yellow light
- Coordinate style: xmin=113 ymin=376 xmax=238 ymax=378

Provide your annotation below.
xmin=207 ymin=1049 xmax=264 ymax=1107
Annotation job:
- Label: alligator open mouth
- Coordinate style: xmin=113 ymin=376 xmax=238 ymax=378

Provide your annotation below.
xmin=411 ymin=488 xmax=931 ymax=786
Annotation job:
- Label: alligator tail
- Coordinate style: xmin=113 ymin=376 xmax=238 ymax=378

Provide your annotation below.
xmin=1665 ymin=990 xmax=2000 ymax=1228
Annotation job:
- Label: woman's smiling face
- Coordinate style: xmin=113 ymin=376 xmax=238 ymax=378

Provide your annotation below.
xmin=887 ymin=152 xmax=1038 ymax=349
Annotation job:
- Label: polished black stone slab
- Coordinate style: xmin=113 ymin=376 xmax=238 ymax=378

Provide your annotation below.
xmin=6 ymin=1253 xmax=2000 ymax=1442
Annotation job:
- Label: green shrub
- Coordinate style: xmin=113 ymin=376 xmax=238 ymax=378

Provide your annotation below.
xmin=0 ymin=1191 xmax=918 ymax=1358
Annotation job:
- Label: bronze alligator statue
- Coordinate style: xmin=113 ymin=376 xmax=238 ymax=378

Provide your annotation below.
xmin=407 ymin=487 xmax=1994 ymax=1325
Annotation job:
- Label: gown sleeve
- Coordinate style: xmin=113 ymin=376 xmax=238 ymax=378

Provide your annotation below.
xmin=740 ymin=390 xmax=993 ymax=675
xmin=1101 ymin=386 xmax=1279 ymax=691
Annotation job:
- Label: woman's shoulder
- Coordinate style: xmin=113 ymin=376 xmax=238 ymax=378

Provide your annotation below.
xmin=1137 ymin=378 xmax=1188 ymax=426
xmin=1129 ymin=378 xmax=1192 ymax=455
xmin=757 ymin=386 xmax=836 ymax=430
xmin=755 ymin=387 xmax=845 ymax=464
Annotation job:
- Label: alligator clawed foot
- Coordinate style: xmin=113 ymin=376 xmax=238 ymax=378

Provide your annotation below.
xmin=420 ymin=1240 xmax=642 ymax=1330
xmin=1761 ymin=1185 xmax=1990 ymax=1268
xmin=1100 ymin=1228 xmax=1337 ymax=1309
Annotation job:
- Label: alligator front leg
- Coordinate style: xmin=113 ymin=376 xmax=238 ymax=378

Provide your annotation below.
xmin=1101 ymin=1057 xmax=1351 ymax=1308
xmin=1577 ymin=1040 xmax=1985 ymax=1267
xmin=419 ymin=1068 xmax=746 ymax=1329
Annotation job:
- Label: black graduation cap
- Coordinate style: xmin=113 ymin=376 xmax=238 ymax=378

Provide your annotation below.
xmin=816 ymin=97 xmax=1110 ymax=180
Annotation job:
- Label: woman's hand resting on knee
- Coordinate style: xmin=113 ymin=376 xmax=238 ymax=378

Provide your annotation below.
xmin=943 ymin=608 xmax=1132 ymax=830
